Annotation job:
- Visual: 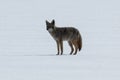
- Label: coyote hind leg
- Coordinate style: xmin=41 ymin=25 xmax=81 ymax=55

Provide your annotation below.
xmin=68 ymin=41 xmax=74 ymax=55
xmin=72 ymin=40 xmax=78 ymax=55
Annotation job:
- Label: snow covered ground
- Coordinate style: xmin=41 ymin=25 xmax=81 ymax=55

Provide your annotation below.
xmin=0 ymin=0 xmax=120 ymax=80
xmin=0 ymin=55 xmax=120 ymax=80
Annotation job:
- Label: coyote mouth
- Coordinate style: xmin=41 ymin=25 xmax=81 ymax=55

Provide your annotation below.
xmin=48 ymin=28 xmax=54 ymax=32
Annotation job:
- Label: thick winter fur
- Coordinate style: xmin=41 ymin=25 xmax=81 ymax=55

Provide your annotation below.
xmin=46 ymin=20 xmax=82 ymax=55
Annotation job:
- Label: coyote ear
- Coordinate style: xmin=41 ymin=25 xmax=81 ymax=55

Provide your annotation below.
xmin=46 ymin=20 xmax=49 ymax=25
xmin=51 ymin=19 xmax=55 ymax=25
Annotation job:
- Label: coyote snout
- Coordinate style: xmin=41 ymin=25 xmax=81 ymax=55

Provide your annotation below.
xmin=46 ymin=19 xmax=82 ymax=55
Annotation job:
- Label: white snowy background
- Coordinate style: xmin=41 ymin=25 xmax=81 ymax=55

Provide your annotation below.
xmin=0 ymin=0 xmax=120 ymax=80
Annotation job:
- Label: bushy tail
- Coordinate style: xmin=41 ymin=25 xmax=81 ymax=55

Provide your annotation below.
xmin=78 ymin=34 xmax=82 ymax=51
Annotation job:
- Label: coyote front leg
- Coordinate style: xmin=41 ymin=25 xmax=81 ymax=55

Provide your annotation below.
xmin=56 ymin=40 xmax=63 ymax=55
xmin=60 ymin=40 xmax=63 ymax=55
xmin=56 ymin=41 xmax=60 ymax=55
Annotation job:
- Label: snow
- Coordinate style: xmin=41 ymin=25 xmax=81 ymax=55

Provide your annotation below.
xmin=0 ymin=0 xmax=120 ymax=80
xmin=0 ymin=55 xmax=120 ymax=80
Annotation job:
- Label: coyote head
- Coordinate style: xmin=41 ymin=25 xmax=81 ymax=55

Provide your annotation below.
xmin=46 ymin=20 xmax=55 ymax=32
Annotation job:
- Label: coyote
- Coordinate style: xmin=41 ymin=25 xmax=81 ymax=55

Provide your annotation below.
xmin=46 ymin=20 xmax=82 ymax=55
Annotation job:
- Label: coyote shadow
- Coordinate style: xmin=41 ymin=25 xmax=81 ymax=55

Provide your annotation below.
xmin=0 ymin=54 xmax=69 ymax=57
xmin=33 ymin=54 xmax=69 ymax=56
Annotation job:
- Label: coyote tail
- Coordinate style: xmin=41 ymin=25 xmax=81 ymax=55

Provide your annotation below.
xmin=78 ymin=34 xmax=82 ymax=51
